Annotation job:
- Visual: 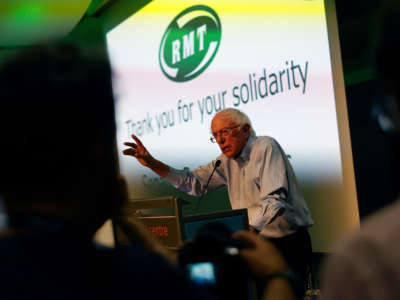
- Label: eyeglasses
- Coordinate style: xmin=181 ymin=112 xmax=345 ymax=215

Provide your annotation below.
xmin=210 ymin=125 xmax=241 ymax=143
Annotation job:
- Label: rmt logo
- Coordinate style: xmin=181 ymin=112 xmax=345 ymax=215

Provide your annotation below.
xmin=159 ymin=5 xmax=221 ymax=82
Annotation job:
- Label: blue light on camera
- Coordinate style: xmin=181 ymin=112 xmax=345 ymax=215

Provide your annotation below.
xmin=187 ymin=262 xmax=217 ymax=286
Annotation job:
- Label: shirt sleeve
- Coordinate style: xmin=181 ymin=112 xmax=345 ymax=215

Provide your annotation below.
xmin=249 ymin=139 xmax=290 ymax=229
xmin=164 ymin=160 xmax=226 ymax=197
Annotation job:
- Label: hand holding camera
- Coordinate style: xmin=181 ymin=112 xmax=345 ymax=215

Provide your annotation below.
xmin=232 ymin=230 xmax=289 ymax=279
xmin=179 ymin=223 xmax=299 ymax=300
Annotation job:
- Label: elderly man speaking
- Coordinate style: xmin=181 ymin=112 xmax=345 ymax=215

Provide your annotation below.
xmin=123 ymin=108 xmax=313 ymax=285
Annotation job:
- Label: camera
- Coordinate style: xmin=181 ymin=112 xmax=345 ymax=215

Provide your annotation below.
xmin=178 ymin=222 xmax=254 ymax=300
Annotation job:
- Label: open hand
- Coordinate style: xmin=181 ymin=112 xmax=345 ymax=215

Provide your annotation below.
xmin=123 ymin=134 xmax=153 ymax=167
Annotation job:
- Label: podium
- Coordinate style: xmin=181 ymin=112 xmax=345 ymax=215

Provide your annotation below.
xmin=115 ymin=196 xmax=249 ymax=249
xmin=116 ymin=196 xmax=188 ymax=249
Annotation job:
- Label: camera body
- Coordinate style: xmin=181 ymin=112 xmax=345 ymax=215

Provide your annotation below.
xmin=178 ymin=222 xmax=252 ymax=300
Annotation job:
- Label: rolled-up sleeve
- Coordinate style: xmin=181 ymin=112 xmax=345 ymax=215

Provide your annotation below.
xmin=164 ymin=161 xmax=226 ymax=196
xmin=254 ymin=139 xmax=290 ymax=228
xmin=249 ymin=195 xmax=287 ymax=230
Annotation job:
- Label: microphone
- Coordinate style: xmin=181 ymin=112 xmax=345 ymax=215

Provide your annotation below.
xmin=194 ymin=160 xmax=221 ymax=213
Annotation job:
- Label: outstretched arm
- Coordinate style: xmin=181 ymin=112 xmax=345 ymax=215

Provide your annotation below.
xmin=123 ymin=134 xmax=226 ymax=195
xmin=123 ymin=134 xmax=170 ymax=178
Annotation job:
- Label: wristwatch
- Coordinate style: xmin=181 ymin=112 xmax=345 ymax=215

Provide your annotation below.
xmin=264 ymin=270 xmax=304 ymax=298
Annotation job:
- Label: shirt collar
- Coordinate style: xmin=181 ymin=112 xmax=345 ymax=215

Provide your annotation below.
xmin=235 ymin=135 xmax=256 ymax=162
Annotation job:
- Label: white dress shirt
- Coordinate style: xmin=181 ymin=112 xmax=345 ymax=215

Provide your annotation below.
xmin=164 ymin=136 xmax=313 ymax=237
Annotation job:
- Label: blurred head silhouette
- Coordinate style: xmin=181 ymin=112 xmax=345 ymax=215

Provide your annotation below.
xmin=0 ymin=43 xmax=119 ymax=235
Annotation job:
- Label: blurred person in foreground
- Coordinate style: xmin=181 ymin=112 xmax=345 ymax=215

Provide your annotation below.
xmin=0 ymin=43 xmax=210 ymax=300
xmin=0 ymin=43 xmax=299 ymax=300
xmin=321 ymin=4 xmax=400 ymax=300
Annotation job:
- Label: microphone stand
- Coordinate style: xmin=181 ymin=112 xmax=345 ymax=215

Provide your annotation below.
xmin=194 ymin=160 xmax=221 ymax=214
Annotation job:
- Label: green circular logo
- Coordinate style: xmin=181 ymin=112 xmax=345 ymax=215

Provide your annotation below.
xmin=159 ymin=5 xmax=221 ymax=82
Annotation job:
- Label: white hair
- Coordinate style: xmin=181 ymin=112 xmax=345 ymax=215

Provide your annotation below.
xmin=212 ymin=108 xmax=256 ymax=136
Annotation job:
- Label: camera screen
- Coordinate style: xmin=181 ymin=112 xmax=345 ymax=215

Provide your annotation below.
xmin=187 ymin=262 xmax=217 ymax=286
